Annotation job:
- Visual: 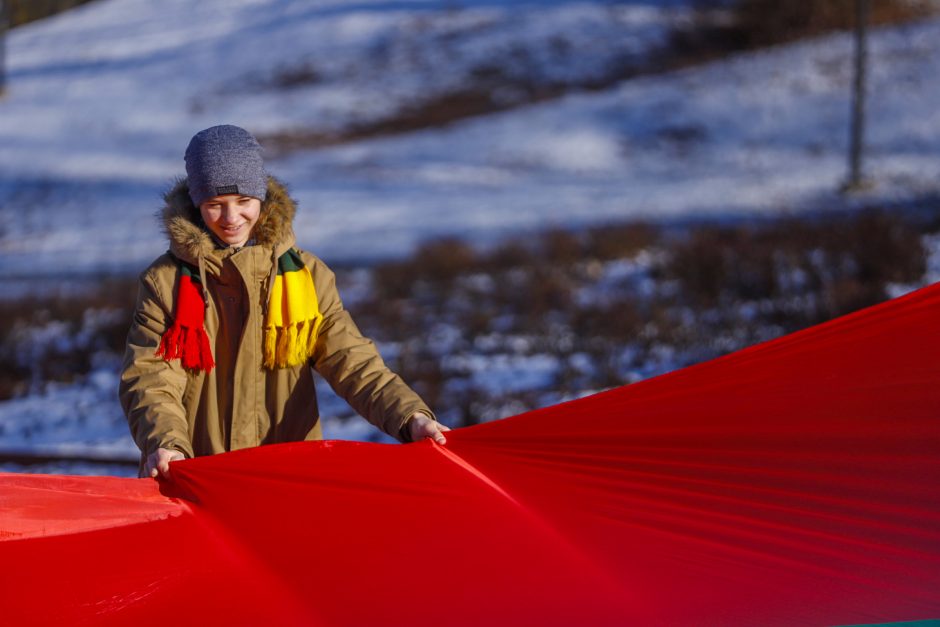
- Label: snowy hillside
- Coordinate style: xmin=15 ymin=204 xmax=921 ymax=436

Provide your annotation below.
xmin=0 ymin=0 xmax=686 ymax=276
xmin=1 ymin=0 xmax=940 ymax=476
xmin=1 ymin=0 xmax=937 ymax=278
xmin=276 ymin=17 xmax=940 ymax=262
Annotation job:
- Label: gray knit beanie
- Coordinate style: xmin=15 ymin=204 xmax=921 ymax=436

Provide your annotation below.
xmin=184 ymin=125 xmax=267 ymax=207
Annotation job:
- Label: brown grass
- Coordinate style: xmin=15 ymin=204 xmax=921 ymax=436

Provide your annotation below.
xmin=348 ymin=208 xmax=933 ymax=424
xmin=734 ymin=0 xmax=934 ymax=47
xmin=1 ymin=209 xmax=933 ymax=425
xmin=662 ymin=210 xmax=926 ymax=324
xmin=669 ymin=0 xmax=937 ymax=69
xmin=259 ymin=84 xmax=569 ymax=155
xmin=7 ymin=0 xmax=99 ymax=28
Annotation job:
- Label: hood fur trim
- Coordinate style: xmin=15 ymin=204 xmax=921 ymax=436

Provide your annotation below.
xmin=161 ymin=175 xmax=297 ymax=265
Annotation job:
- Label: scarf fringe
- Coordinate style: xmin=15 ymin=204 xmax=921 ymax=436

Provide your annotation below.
xmin=263 ymin=325 xmax=278 ymax=370
xmin=157 ymin=323 xmax=215 ymax=373
xmin=263 ymin=318 xmax=321 ymax=369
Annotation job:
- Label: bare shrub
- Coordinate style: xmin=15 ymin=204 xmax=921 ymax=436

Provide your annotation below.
xmin=0 ymin=277 xmax=136 ymax=399
xmin=0 ymin=360 xmax=28 ymax=399
xmin=821 ymin=277 xmax=885 ymax=320
xmin=540 ymin=229 xmax=583 ymax=265
xmin=731 ymin=0 xmax=934 ymax=47
xmin=662 ymin=210 xmax=926 ymax=321
xmin=5 ymin=209 xmax=931 ymax=429
xmin=663 ymin=228 xmax=733 ymax=307
xmin=670 ymin=0 xmax=936 ymax=66
xmin=372 ymin=237 xmax=477 ymax=302
xmin=573 ymin=300 xmax=643 ymax=345
xmin=487 ymin=239 xmax=537 ymax=271
xmin=586 ymin=223 xmax=659 ymax=261
xmin=414 ymin=238 xmax=478 ymax=283
xmin=7 ymin=0 xmax=98 ymax=28
xmin=260 ymin=87 xmax=538 ymax=155
xmin=270 ymin=63 xmax=321 ymax=89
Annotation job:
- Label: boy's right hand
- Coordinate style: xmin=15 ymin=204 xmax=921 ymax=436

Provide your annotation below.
xmin=142 ymin=447 xmax=185 ymax=479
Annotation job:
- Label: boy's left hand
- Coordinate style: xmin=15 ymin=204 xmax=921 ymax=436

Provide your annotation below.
xmin=408 ymin=412 xmax=450 ymax=445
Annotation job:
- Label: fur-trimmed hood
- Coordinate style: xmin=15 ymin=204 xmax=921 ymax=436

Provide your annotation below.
xmin=161 ymin=175 xmax=297 ymax=269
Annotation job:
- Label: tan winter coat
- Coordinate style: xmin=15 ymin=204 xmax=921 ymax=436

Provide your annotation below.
xmin=119 ymin=177 xmax=433 ymax=466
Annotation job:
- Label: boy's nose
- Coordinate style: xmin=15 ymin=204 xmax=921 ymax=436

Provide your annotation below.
xmin=220 ymin=205 xmax=237 ymax=221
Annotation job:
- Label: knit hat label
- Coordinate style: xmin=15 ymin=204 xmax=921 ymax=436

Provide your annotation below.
xmin=215 ymin=185 xmax=239 ymax=195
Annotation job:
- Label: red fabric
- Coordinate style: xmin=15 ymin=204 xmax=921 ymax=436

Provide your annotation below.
xmin=156 ymin=273 xmax=215 ymax=372
xmin=3 ymin=283 xmax=940 ymax=626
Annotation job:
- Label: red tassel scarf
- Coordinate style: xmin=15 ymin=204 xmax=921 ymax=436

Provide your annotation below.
xmin=155 ymin=262 xmax=216 ymax=373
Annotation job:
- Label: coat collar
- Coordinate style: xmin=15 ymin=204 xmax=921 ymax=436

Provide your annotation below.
xmin=161 ymin=175 xmax=298 ymax=267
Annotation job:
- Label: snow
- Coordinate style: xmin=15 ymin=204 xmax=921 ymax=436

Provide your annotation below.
xmin=1 ymin=0 xmax=939 ymax=473
xmin=0 ymin=0 xmax=679 ymax=264
xmin=0 ymin=369 xmax=136 ymax=475
xmin=0 ymin=366 xmax=399 ymax=476
xmin=575 ymin=251 xmax=662 ymax=305
xmin=2 ymin=0 xmax=937 ymax=277
xmin=284 ymin=20 xmax=938 ymax=237
xmin=444 ymin=352 xmax=561 ymax=396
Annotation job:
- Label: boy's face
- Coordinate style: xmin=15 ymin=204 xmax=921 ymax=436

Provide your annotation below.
xmin=199 ymin=194 xmax=262 ymax=248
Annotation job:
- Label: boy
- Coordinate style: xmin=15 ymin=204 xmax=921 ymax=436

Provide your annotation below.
xmin=120 ymin=125 xmax=447 ymax=478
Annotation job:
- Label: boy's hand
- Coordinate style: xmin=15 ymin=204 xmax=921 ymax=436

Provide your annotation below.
xmin=407 ymin=412 xmax=450 ymax=445
xmin=142 ymin=447 xmax=185 ymax=479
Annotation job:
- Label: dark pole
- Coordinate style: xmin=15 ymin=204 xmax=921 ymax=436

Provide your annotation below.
xmin=0 ymin=0 xmax=7 ymax=96
xmin=845 ymin=0 xmax=871 ymax=191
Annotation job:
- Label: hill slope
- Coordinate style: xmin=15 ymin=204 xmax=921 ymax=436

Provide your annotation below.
xmin=0 ymin=0 xmax=937 ymax=276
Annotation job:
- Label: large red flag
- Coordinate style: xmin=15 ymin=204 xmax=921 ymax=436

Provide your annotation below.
xmin=2 ymin=283 xmax=939 ymax=626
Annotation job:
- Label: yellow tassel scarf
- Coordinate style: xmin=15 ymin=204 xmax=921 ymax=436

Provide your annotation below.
xmin=263 ymin=249 xmax=323 ymax=369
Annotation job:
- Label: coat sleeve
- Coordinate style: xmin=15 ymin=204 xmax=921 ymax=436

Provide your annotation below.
xmin=306 ymin=254 xmax=436 ymax=441
xmin=118 ymin=265 xmax=195 ymax=459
